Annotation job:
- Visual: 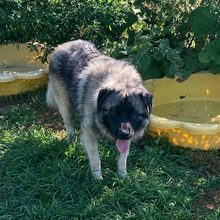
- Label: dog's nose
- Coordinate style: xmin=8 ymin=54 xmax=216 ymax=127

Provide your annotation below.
xmin=118 ymin=128 xmax=130 ymax=138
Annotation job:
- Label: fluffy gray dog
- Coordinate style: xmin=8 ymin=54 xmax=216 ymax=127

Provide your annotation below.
xmin=47 ymin=40 xmax=153 ymax=179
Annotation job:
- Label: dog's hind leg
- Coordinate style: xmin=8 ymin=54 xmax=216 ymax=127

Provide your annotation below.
xmin=58 ymin=105 xmax=74 ymax=141
xmin=47 ymin=76 xmax=75 ymax=141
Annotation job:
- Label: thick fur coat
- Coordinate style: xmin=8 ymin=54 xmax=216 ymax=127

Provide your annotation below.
xmin=47 ymin=40 xmax=153 ymax=179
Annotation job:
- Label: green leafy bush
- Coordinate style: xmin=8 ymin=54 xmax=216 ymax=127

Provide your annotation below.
xmin=0 ymin=0 xmax=136 ymax=62
xmin=107 ymin=0 xmax=220 ymax=80
xmin=0 ymin=0 xmax=219 ymax=79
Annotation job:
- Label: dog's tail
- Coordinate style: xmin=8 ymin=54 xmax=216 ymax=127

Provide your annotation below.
xmin=46 ymin=81 xmax=58 ymax=109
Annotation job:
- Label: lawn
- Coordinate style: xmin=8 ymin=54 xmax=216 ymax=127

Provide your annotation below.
xmin=0 ymin=88 xmax=219 ymax=219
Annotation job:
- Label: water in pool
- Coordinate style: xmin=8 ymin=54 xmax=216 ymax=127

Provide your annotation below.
xmin=0 ymin=66 xmax=39 ymax=75
xmin=152 ymin=99 xmax=220 ymax=124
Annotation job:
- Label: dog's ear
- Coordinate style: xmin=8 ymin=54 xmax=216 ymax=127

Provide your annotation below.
xmin=140 ymin=91 xmax=153 ymax=117
xmin=97 ymin=89 xmax=113 ymax=110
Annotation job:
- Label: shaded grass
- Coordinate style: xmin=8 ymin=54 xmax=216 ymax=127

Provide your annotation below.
xmin=0 ymin=88 xmax=220 ymax=219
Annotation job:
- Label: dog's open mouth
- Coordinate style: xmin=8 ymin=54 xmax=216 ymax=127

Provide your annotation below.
xmin=116 ymin=139 xmax=131 ymax=154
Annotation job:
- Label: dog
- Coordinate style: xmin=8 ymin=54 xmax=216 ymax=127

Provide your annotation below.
xmin=46 ymin=40 xmax=153 ymax=179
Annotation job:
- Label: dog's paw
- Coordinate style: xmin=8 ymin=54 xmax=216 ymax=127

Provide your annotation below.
xmin=91 ymin=170 xmax=103 ymax=180
xmin=118 ymin=169 xmax=129 ymax=180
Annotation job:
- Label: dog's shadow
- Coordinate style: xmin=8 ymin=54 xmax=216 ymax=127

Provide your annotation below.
xmin=0 ymin=131 xmax=127 ymax=211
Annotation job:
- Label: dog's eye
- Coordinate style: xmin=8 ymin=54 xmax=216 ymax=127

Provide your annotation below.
xmin=110 ymin=107 xmax=119 ymax=115
xmin=129 ymin=108 xmax=135 ymax=114
xmin=130 ymin=108 xmax=148 ymax=118
xmin=129 ymin=108 xmax=141 ymax=116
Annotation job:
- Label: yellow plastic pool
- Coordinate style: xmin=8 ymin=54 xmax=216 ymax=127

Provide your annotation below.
xmin=0 ymin=44 xmax=48 ymax=96
xmin=145 ymin=72 xmax=220 ymax=150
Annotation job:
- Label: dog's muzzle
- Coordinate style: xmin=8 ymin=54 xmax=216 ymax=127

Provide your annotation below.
xmin=117 ymin=123 xmax=133 ymax=140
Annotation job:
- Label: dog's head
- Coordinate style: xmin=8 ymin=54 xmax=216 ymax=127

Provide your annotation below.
xmin=96 ymin=88 xmax=153 ymax=153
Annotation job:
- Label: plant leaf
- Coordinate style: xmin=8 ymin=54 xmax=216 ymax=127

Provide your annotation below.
xmin=189 ymin=7 xmax=217 ymax=37
xmin=199 ymin=50 xmax=209 ymax=63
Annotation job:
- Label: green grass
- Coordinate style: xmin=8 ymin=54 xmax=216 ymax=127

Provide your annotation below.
xmin=0 ymin=88 xmax=219 ymax=219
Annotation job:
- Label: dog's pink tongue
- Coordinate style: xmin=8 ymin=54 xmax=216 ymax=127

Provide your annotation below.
xmin=116 ymin=139 xmax=131 ymax=154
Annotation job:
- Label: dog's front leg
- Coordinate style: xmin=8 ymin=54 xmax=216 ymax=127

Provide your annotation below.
xmin=81 ymin=128 xmax=102 ymax=180
xmin=117 ymin=151 xmax=129 ymax=179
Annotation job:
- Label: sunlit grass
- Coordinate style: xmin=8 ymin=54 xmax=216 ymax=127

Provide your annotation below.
xmin=0 ymin=88 xmax=219 ymax=219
